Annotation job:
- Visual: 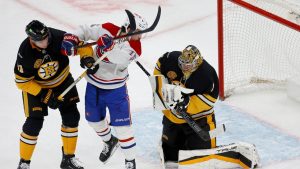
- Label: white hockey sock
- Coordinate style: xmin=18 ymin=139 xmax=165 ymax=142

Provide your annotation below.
xmin=115 ymin=126 xmax=136 ymax=160
xmin=88 ymin=120 xmax=111 ymax=142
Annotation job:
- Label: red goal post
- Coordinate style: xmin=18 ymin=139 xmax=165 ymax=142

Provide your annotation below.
xmin=218 ymin=0 xmax=300 ymax=100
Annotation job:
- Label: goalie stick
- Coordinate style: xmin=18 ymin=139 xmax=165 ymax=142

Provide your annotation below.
xmin=57 ymin=6 xmax=161 ymax=101
xmin=176 ymin=107 xmax=225 ymax=141
xmin=135 ymin=61 xmax=226 ymax=141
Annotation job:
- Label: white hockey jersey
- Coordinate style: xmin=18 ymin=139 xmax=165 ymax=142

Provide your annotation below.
xmin=74 ymin=23 xmax=142 ymax=89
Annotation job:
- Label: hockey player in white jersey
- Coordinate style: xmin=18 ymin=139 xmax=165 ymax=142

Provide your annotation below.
xmin=63 ymin=12 xmax=148 ymax=169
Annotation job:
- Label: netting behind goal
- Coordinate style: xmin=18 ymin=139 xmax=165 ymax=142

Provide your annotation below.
xmin=218 ymin=0 xmax=300 ymax=99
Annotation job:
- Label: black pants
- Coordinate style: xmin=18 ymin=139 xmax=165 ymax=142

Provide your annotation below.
xmin=162 ymin=114 xmax=216 ymax=162
xmin=21 ymin=74 xmax=80 ymax=136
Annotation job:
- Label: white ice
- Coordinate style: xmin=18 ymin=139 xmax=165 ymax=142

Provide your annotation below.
xmin=1 ymin=0 xmax=300 ymax=168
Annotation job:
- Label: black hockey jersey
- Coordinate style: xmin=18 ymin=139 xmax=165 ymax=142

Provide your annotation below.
xmin=14 ymin=28 xmax=70 ymax=96
xmin=154 ymin=51 xmax=219 ymax=124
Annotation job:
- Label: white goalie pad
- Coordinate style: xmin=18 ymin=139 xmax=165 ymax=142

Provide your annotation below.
xmin=148 ymin=75 xmax=168 ymax=110
xmin=158 ymin=140 xmax=166 ymax=169
xmin=177 ymin=142 xmax=261 ymax=169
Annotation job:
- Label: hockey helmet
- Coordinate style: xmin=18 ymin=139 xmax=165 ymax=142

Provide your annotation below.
xmin=178 ymin=45 xmax=203 ymax=75
xmin=122 ymin=13 xmax=148 ymax=33
xmin=25 ymin=20 xmax=49 ymax=41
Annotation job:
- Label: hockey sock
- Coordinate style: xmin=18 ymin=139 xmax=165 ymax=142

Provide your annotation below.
xmin=88 ymin=120 xmax=112 ymax=142
xmin=20 ymin=132 xmax=37 ymax=161
xmin=61 ymin=125 xmax=78 ymax=155
xmin=115 ymin=126 xmax=136 ymax=160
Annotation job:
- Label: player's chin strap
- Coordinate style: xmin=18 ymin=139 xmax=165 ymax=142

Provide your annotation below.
xmin=57 ymin=6 xmax=161 ymax=101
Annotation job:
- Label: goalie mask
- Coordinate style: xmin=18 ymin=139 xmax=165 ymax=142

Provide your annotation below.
xmin=178 ymin=45 xmax=203 ymax=77
xmin=121 ymin=13 xmax=148 ymax=33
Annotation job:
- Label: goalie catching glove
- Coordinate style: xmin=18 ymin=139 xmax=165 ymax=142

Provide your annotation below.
xmin=162 ymin=84 xmax=194 ymax=111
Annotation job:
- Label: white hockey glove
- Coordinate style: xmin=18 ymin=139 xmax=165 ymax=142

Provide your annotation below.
xmin=162 ymin=84 xmax=194 ymax=111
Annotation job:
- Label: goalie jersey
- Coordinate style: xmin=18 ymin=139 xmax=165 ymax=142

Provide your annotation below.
xmin=14 ymin=28 xmax=70 ymax=96
xmin=153 ymin=51 xmax=219 ymax=124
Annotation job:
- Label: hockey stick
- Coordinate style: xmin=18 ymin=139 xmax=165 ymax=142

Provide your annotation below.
xmin=57 ymin=7 xmax=161 ymax=101
xmin=57 ymin=9 xmax=137 ymax=101
xmin=76 ymin=5 xmax=161 ymax=49
xmin=57 ymin=51 xmax=110 ymax=101
xmin=136 ymin=61 xmax=225 ymax=141
xmin=176 ymin=107 xmax=226 ymax=141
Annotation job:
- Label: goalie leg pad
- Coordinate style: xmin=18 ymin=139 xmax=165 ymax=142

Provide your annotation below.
xmin=178 ymin=142 xmax=261 ymax=169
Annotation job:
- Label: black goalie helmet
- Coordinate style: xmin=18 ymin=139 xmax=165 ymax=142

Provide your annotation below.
xmin=178 ymin=45 xmax=203 ymax=74
xmin=25 ymin=20 xmax=49 ymax=41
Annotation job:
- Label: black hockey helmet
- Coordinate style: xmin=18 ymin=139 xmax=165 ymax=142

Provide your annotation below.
xmin=25 ymin=20 xmax=49 ymax=41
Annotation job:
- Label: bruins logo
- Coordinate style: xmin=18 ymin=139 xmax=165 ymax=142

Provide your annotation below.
xmin=34 ymin=59 xmax=43 ymax=69
xmin=38 ymin=61 xmax=59 ymax=79
xmin=167 ymin=71 xmax=177 ymax=80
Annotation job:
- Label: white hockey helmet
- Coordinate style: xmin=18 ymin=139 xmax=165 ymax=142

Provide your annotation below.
xmin=122 ymin=13 xmax=148 ymax=33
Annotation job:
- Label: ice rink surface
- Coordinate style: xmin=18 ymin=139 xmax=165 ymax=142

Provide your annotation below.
xmin=1 ymin=0 xmax=300 ymax=168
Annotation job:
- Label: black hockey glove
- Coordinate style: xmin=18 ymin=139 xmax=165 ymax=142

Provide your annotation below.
xmin=80 ymin=56 xmax=99 ymax=74
xmin=39 ymin=89 xmax=62 ymax=109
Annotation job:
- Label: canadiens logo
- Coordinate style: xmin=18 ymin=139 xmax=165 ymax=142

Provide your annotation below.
xmin=167 ymin=71 xmax=177 ymax=80
xmin=34 ymin=59 xmax=43 ymax=69
xmin=38 ymin=61 xmax=59 ymax=79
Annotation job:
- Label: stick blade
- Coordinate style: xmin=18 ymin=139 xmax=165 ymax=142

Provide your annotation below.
xmin=125 ymin=9 xmax=137 ymax=32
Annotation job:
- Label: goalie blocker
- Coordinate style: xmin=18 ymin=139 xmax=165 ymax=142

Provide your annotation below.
xmin=158 ymin=141 xmax=261 ymax=169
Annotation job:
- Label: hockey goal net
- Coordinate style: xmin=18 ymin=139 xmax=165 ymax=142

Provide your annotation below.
xmin=218 ymin=0 xmax=300 ymax=100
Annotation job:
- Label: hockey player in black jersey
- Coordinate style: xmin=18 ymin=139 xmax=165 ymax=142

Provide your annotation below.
xmin=153 ymin=45 xmax=219 ymax=168
xmin=14 ymin=20 xmax=89 ymax=169
xmin=151 ymin=45 xmax=260 ymax=169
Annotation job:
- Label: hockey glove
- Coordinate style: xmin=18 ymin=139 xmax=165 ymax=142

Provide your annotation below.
xmin=96 ymin=34 xmax=115 ymax=53
xmin=39 ymin=89 xmax=62 ymax=109
xmin=80 ymin=56 xmax=99 ymax=74
xmin=162 ymin=84 xmax=194 ymax=111
xmin=61 ymin=33 xmax=80 ymax=56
